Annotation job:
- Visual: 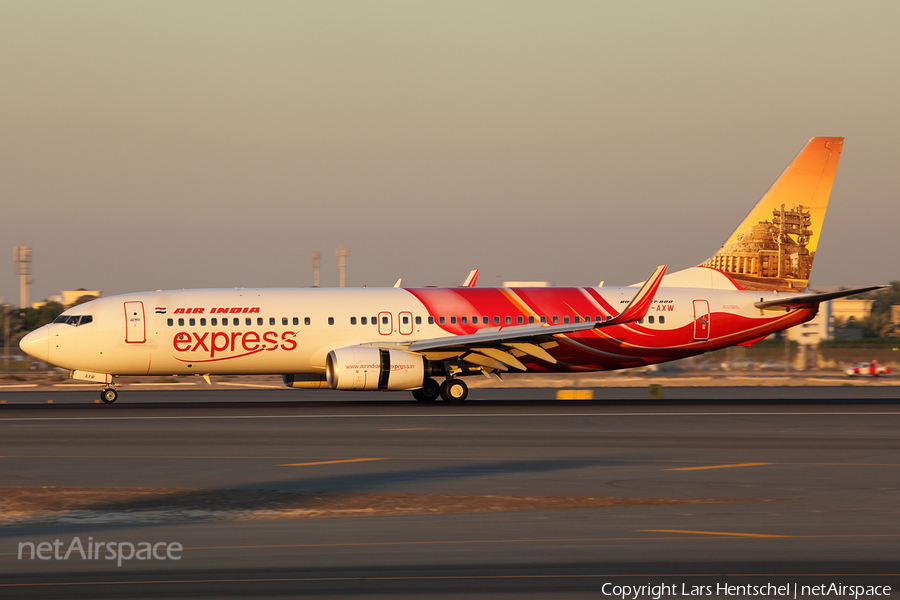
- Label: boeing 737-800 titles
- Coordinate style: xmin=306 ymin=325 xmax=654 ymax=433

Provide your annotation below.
xmin=20 ymin=137 xmax=881 ymax=403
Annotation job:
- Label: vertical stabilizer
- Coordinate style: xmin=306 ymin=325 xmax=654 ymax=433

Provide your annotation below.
xmin=696 ymin=137 xmax=843 ymax=292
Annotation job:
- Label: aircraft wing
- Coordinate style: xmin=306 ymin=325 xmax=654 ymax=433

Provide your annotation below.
xmin=754 ymin=285 xmax=884 ymax=310
xmin=406 ymin=266 xmax=667 ymax=368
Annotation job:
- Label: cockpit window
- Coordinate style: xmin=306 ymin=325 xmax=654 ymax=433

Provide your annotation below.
xmin=53 ymin=315 xmax=93 ymax=326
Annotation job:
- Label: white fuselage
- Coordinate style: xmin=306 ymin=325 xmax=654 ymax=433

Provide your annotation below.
xmin=20 ymin=285 xmax=810 ymax=379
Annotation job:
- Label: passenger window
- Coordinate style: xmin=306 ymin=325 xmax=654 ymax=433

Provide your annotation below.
xmin=428 ymin=316 xmax=434 ymax=325
xmin=461 ymin=317 xmax=467 ymax=324
xmin=439 ymin=316 xmax=445 ymax=324
xmin=472 ymin=316 xmax=478 ymax=324
xmin=494 ymin=316 xmax=500 ymax=325
xmin=382 ymin=316 xmax=389 ymax=325
xmin=305 ymin=317 xmax=311 ymax=325
xmin=269 ymin=317 xmax=275 ymax=326
xmin=371 ymin=316 xmax=376 ymax=324
xmin=362 ymin=317 xmax=368 ymax=325
xmin=282 ymin=317 xmax=288 ymax=326
xmin=528 ymin=316 xmax=535 ymax=324
xmin=293 ymin=317 xmax=299 ymax=326
xmin=245 ymin=318 xmax=252 ymax=326
xmin=167 ymin=318 xmax=173 ymax=326
xmin=574 ymin=316 xmax=580 ymax=323
xmin=483 ymin=316 xmax=489 ymax=324
xmin=189 ymin=318 xmax=196 ymax=326
xmin=540 ymin=316 xmax=546 ymax=323
xmin=351 ymin=317 xmax=357 ymax=325
xmin=211 ymin=318 xmax=217 ymax=326
xmin=584 ymin=316 xmax=591 ymax=322
xmin=328 ymin=317 xmax=335 ymax=325
xmin=564 ymin=316 xmax=570 ymax=324
xmin=648 ymin=315 xmax=655 ymax=324
xmin=451 ymin=316 xmax=457 ymax=325
xmin=403 ymin=315 xmax=409 ymax=325
xmin=178 ymin=318 xmax=185 ymax=326
xmin=416 ymin=316 xmax=422 ymax=325
xmin=517 ymin=316 xmax=523 ymax=324
xmin=553 ymin=316 xmax=559 ymax=324
xmin=257 ymin=318 xmax=263 ymax=326
xmin=638 ymin=318 xmax=644 ymax=324
xmin=659 ymin=315 xmax=665 ymax=324
xmin=606 ymin=316 xmax=613 ymax=322
xmin=505 ymin=316 xmax=511 ymax=325
xmin=200 ymin=318 xmax=206 ymax=326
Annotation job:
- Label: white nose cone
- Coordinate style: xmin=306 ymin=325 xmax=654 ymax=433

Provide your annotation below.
xmin=19 ymin=327 xmax=51 ymax=363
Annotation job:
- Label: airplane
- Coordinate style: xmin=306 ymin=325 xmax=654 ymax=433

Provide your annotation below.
xmin=19 ymin=137 xmax=882 ymax=404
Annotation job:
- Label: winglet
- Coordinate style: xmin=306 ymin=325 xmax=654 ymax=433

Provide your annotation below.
xmin=607 ymin=265 xmax=667 ymax=325
xmin=461 ymin=269 xmax=480 ymax=287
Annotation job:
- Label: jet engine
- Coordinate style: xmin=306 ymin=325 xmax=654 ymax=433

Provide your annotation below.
xmin=326 ymin=347 xmax=427 ymax=391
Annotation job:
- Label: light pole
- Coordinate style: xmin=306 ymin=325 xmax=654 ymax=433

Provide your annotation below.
xmin=14 ymin=246 xmax=32 ymax=308
xmin=335 ymin=247 xmax=349 ymax=288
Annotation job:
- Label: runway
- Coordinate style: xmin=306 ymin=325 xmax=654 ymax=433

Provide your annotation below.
xmin=1 ymin=389 xmax=898 ymax=598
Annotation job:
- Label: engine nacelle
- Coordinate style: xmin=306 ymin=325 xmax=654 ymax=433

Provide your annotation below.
xmin=326 ymin=347 xmax=427 ymax=391
xmin=282 ymin=374 xmax=328 ymax=389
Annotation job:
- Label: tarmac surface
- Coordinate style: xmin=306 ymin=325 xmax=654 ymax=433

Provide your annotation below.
xmin=1 ymin=387 xmax=899 ymax=598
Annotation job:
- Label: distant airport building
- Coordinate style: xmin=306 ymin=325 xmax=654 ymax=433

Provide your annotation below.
xmin=32 ymin=289 xmax=102 ymax=309
xmin=831 ymin=298 xmax=874 ymax=324
xmin=785 ymin=300 xmax=832 ymax=346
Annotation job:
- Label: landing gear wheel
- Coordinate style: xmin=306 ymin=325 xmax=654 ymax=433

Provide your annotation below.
xmin=440 ymin=378 xmax=468 ymax=404
xmin=100 ymin=388 xmax=118 ymax=404
xmin=412 ymin=378 xmax=440 ymax=402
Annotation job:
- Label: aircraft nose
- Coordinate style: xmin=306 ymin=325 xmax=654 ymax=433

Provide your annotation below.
xmin=19 ymin=327 xmax=51 ymax=363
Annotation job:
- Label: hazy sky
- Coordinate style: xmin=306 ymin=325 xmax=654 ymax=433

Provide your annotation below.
xmin=2 ymin=1 xmax=898 ymax=305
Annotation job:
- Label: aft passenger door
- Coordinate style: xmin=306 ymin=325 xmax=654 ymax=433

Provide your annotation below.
xmin=124 ymin=301 xmax=146 ymax=343
xmin=692 ymin=300 xmax=710 ymax=341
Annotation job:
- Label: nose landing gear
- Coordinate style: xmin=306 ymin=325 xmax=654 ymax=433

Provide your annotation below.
xmin=100 ymin=388 xmax=118 ymax=403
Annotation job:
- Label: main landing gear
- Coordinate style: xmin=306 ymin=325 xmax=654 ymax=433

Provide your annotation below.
xmin=412 ymin=378 xmax=440 ymax=402
xmin=411 ymin=377 xmax=469 ymax=403
xmin=100 ymin=388 xmax=118 ymax=404
xmin=440 ymin=378 xmax=468 ymax=403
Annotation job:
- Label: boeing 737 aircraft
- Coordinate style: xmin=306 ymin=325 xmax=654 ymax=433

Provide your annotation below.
xmin=20 ymin=137 xmax=880 ymax=403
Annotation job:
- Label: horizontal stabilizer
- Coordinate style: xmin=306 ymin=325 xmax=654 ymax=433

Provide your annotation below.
xmin=754 ymin=285 xmax=884 ymax=310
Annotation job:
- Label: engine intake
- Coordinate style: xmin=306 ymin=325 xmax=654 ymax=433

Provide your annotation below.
xmin=326 ymin=347 xmax=426 ymax=391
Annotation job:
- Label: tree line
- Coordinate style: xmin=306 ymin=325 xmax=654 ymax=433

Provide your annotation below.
xmin=1 ymin=295 xmax=96 ymax=354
